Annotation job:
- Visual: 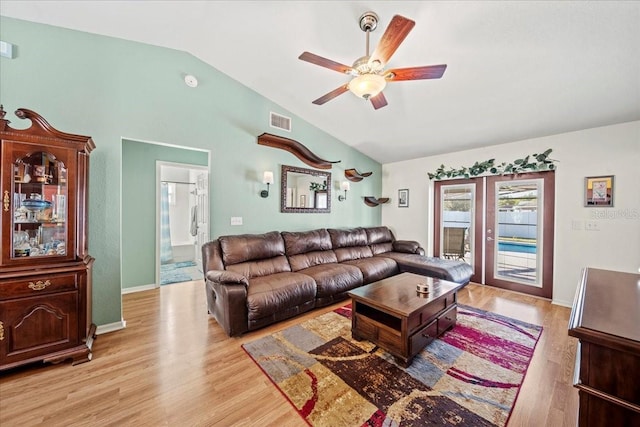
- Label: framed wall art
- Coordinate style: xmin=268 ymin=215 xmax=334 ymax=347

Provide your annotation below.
xmin=584 ymin=175 xmax=614 ymax=207
xmin=398 ymin=189 xmax=409 ymax=208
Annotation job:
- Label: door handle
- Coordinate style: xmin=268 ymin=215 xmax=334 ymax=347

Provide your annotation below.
xmin=487 ymin=237 xmax=494 ymax=241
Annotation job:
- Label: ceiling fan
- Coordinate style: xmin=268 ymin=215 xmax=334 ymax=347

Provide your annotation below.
xmin=298 ymin=11 xmax=447 ymax=110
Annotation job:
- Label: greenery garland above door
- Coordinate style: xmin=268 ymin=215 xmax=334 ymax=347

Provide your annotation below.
xmin=427 ymin=149 xmax=557 ymax=180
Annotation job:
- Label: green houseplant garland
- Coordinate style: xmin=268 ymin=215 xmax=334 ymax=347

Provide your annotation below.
xmin=427 ymin=149 xmax=557 ymax=180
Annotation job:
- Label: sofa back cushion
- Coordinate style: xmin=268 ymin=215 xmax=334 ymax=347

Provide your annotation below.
xmin=328 ymin=228 xmax=373 ymax=262
xmin=219 ymin=231 xmax=291 ymax=278
xmin=364 ymin=226 xmax=395 ymax=255
xmin=282 ymin=229 xmax=338 ymax=271
xmin=365 ymin=226 xmax=394 ymax=244
xmin=282 ymin=229 xmax=332 ymax=255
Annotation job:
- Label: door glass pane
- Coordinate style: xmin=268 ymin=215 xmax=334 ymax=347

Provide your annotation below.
xmin=440 ymin=185 xmax=474 ymax=267
xmin=494 ymin=180 xmax=542 ymax=285
xmin=12 ymin=152 xmax=68 ymax=259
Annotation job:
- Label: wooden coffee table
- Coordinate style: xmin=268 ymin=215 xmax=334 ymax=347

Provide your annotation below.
xmin=348 ymin=272 xmax=464 ymax=367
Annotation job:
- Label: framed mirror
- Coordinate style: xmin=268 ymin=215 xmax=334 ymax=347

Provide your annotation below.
xmin=281 ymin=165 xmax=331 ymax=213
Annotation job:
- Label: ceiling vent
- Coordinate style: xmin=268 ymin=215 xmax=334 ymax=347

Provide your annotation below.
xmin=270 ymin=112 xmax=292 ymax=132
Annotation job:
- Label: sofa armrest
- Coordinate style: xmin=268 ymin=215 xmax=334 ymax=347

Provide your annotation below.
xmin=393 ymin=240 xmax=425 ymax=255
xmin=205 ymin=270 xmax=249 ymax=336
xmin=206 ymin=270 xmax=249 ymax=286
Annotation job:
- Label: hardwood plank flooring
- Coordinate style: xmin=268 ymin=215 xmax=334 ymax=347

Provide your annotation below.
xmin=0 ymin=281 xmax=579 ymax=426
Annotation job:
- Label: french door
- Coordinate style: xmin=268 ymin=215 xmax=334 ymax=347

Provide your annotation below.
xmin=433 ymin=179 xmax=483 ymax=283
xmin=434 ymin=172 xmax=555 ymax=298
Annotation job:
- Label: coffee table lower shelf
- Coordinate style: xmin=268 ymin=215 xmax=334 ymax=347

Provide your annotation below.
xmin=351 ymin=298 xmax=457 ymax=368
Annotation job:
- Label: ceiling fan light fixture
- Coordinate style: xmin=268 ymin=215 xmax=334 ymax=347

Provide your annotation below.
xmin=348 ymin=73 xmax=386 ymax=100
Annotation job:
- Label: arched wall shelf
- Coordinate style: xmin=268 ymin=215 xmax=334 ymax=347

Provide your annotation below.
xmin=257 ymin=132 xmax=340 ymax=170
xmin=363 ymin=196 xmax=390 ymax=207
xmin=344 ymin=168 xmax=373 ymax=182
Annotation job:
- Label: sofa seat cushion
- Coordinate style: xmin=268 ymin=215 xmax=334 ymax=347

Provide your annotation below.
xmin=298 ymin=263 xmax=363 ymax=298
xmin=246 ymin=272 xmax=316 ymax=321
xmin=377 ymin=253 xmax=473 ymax=285
xmin=343 ymin=256 xmax=399 ymax=284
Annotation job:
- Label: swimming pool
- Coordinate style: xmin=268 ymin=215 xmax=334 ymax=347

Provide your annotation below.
xmin=498 ymin=241 xmax=537 ymax=254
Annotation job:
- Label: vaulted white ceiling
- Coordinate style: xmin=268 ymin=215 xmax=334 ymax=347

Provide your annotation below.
xmin=2 ymin=1 xmax=639 ymax=163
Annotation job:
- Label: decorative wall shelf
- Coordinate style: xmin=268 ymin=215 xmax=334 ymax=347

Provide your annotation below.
xmin=364 ymin=197 xmax=390 ymax=207
xmin=257 ymin=132 xmax=340 ymax=170
xmin=345 ymin=168 xmax=373 ymax=182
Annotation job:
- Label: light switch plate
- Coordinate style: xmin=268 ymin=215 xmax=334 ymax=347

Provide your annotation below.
xmin=0 ymin=41 xmax=15 ymax=59
xmin=230 ymin=216 xmax=243 ymax=226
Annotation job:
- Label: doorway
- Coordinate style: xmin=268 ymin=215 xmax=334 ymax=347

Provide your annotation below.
xmin=434 ymin=171 xmax=555 ymax=298
xmin=157 ymin=162 xmax=209 ymax=286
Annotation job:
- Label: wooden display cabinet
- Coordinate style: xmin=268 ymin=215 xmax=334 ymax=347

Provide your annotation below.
xmin=0 ymin=106 xmax=96 ymax=371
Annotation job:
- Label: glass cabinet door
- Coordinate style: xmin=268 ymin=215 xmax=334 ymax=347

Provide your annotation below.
xmin=12 ymin=151 xmax=68 ymax=259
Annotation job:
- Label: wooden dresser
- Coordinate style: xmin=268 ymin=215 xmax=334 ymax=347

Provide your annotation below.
xmin=568 ymin=268 xmax=640 ymax=426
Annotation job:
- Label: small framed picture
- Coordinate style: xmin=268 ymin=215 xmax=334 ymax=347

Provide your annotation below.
xmin=584 ymin=175 xmax=614 ymax=207
xmin=315 ymin=191 xmax=328 ymax=209
xmin=398 ymin=189 xmax=409 ymax=208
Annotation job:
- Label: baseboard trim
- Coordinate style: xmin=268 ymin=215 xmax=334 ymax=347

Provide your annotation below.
xmin=551 ymin=299 xmax=573 ymax=308
xmin=122 ymin=284 xmax=157 ymax=294
xmin=96 ymin=320 xmax=127 ymax=335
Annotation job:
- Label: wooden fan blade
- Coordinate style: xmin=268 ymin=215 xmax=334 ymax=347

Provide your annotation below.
xmin=369 ymin=15 xmax=415 ymax=66
xmin=385 ymin=64 xmax=447 ymax=81
xmin=299 ymin=52 xmax=353 ymax=74
xmin=370 ymin=92 xmax=388 ymax=110
xmin=312 ymin=85 xmax=349 ymax=105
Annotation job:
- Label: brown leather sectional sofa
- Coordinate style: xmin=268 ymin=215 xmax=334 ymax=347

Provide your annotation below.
xmin=202 ymin=226 xmax=473 ymax=336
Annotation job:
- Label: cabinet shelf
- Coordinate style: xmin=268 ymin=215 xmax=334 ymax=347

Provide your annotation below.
xmin=14 ymin=220 xmax=66 ymax=225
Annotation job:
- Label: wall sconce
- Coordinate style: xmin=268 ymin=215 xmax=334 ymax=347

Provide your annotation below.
xmin=260 ymin=171 xmax=274 ymax=198
xmin=338 ymin=181 xmax=350 ymax=201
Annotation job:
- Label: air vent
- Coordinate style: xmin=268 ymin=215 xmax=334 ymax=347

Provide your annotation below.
xmin=270 ymin=112 xmax=291 ymax=132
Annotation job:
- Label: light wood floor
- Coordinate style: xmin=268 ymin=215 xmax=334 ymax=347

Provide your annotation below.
xmin=0 ymin=280 xmax=579 ymax=426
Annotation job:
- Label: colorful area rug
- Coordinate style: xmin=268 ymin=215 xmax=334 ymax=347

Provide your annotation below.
xmin=242 ymin=304 xmax=542 ymax=426
xmin=160 ymin=261 xmax=199 ymax=285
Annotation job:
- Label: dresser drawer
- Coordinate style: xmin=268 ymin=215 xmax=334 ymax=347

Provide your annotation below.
xmin=0 ymin=273 xmax=78 ymax=300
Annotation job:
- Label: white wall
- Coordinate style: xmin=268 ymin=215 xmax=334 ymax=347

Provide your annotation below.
xmin=382 ymin=121 xmax=640 ymax=307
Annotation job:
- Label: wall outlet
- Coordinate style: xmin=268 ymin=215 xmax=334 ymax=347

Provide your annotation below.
xmin=585 ymin=220 xmax=600 ymax=231
xmin=572 ymin=220 xmax=583 ymax=231
xmin=230 ymin=216 xmax=243 ymax=226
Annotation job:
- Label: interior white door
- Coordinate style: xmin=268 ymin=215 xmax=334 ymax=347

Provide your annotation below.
xmin=194 ymin=170 xmax=209 ymax=273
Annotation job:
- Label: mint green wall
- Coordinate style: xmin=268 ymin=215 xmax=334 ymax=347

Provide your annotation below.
xmin=121 ymin=140 xmax=208 ymax=288
xmin=0 ymin=17 xmax=382 ymax=326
